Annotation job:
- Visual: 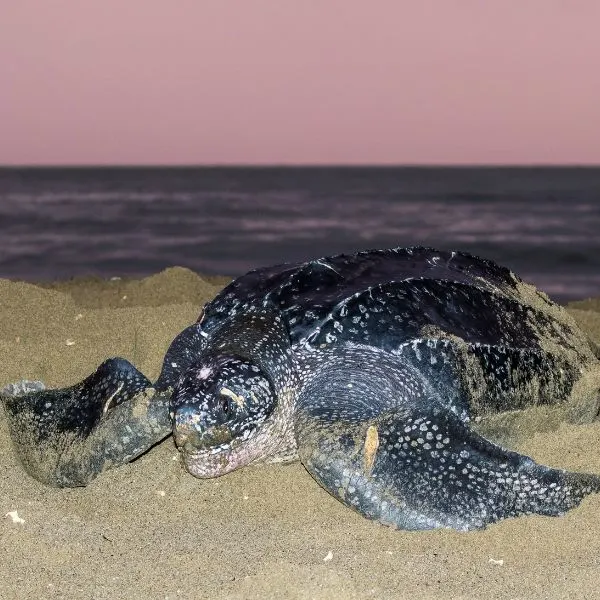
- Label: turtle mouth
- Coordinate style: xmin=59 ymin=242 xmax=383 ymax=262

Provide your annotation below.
xmin=173 ymin=423 xmax=235 ymax=453
xmin=177 ymin=438 xmax=247 ymax=478
xmin=174 ymin=425 xmax=262 ymax=478
xmin=180 ymin=447 xmax=233 ymax=478
xmin=173 ymin=422 xmax=243 ymax=478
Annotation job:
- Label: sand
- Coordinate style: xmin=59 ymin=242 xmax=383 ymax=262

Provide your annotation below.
xmin=1 ymin=268 xmax=600 ymax=600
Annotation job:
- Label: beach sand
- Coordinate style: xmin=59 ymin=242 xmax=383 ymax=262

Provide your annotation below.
xmin=1 ymin=268 xmax=599 ymax=600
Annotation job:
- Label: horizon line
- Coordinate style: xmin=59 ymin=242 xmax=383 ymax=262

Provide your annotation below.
xmin=2 ymin=163 xmax=600 ymax=169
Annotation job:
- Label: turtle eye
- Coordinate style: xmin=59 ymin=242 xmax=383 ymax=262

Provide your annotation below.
xmin=220 ymin=397 xmax=230 ymax=414
xmin=219 ymin=387 xmax=245 ymax=416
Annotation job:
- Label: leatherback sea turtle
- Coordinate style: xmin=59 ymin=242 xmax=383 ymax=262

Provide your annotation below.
xmin=2 ymin=247 xmax=600 ymax=531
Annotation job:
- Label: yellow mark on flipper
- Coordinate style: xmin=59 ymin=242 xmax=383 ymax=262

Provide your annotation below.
xmin=363 ymin=425 xmax=379 ymax=475
xmin=219 ymin=387 xmax=246 ymax=408
xmin=103 ymin=383 xmax=124 ymax=414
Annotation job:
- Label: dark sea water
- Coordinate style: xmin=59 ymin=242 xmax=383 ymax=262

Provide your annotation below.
xmin=1 ymin=166 xmax=599 ymax=303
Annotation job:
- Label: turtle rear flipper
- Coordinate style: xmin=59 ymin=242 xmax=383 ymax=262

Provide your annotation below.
xmin=1 ymin=358 xmax=171 ymax=487
xmin=295 ymin=362 xmax=600 ymax=531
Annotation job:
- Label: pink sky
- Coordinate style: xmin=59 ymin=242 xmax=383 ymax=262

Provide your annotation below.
xmin=1 ymin=2 xmax=600 ymax=165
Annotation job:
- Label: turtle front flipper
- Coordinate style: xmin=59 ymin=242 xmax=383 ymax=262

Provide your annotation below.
xmin=295 ymin=354 xmax=600 ymax=531
xmin=1 ymin=358 xmax=171 ymax=487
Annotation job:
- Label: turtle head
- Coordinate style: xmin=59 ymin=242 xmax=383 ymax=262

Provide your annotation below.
xmin=170 ymin=354 xmax=280 ymax=477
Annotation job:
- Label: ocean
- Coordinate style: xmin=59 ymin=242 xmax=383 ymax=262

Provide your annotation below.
xmin=1 ymin=166 xmax=599 ymax=303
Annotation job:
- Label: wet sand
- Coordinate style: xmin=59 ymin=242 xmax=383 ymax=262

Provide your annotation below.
xmin=1 ymin=268 xmax=599 ymax=600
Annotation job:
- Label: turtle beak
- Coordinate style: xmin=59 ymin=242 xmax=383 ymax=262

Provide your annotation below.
xmin=173 ymin=422 xmax=202 ymax=452
xmin=173 ymin=406 xmax=233 ymax=453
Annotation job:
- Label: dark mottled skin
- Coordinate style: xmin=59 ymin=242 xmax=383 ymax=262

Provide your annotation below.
xmin=2 ymin=247 xmax=600 ymax=530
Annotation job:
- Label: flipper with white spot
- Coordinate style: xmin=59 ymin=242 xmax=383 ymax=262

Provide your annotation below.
xmin=295 ymin=348 xmax=600 ymax=530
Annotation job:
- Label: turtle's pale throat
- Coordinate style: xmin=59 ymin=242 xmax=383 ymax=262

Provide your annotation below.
xmin=179 ymin=439 xmax=252 ymax=478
